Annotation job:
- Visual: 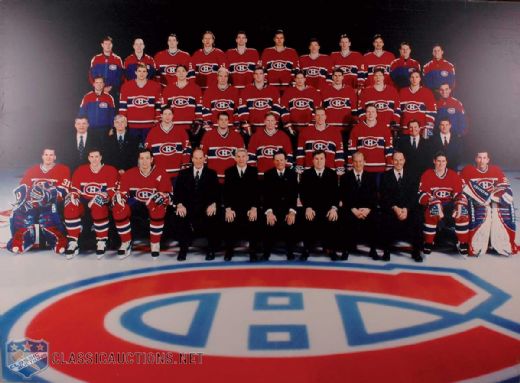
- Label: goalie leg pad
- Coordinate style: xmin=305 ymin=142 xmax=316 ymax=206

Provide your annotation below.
xmin=490 ymin=202 xmax=517 ymax=255
xmin=468 ymin=203 xmax=492 ymax=256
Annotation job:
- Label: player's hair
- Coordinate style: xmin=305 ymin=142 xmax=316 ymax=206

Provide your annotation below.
xmin=217 ymin=111 xmax=230 ymax=119
xmin=339 ymin=33 xmax=350 ymax=41
xmin=372 ymin=34 xmax=383 ymax=42
xmin=400 ymin=41 xmax=411 ymax=48
xmin=332 ymin=67 xmax=345 ymax=75
xmin=274 ymin=29 xmax=285 ymax=37
xmin=75 ymin=116 xmax=89 ymax=123
xmin=191 ymin=147 xmax=205 ymax=158
xmin=87 ymin=148 xmax=102 ymax=157
xmin=235 ymin=148 xmax=248 ymax=156
xmin=176 ymin=64 xmax=188 ymax=72
xmin=475 ymin=150 xmax=490 ymax=158
xmin=254 ymin=65 xmax=266 ymax=73
xmin=101 ymin=35 xmax=113 ymax=43
xmin=438 ymin=117 xmax=451 ymax=124
xmin=161 ymin=106 xmax=173 ymax=114
xmin=202 ymin=30 xmax=216 ymax=44
xmin=133 ymin=37 xmax=144 ymax=45
xmin=407 ymin=119 xmax=420 ymax=128
xmin=236 ymin=30 xmax=247 ymax=37
xmin=114 ymin=114 xmax=127 ymax=122
xmin=365 ymin=104 xmax=378 ymax=112
xmin=264 ymin=111 xmax=277 ymax=119
xmin=433 ymin=43 xmax=444 ymax=50
xmin=138 ymin=148 xmax=154 ymax=158
xmin=217 ymin=66 xmax=229 ymax=76
xmin=92 ymin=75 xmax=105 ymax=82
xmin=309 ymin=37 xmax=320 ymax=45
xmin=294 ymin=70 xmax=305 ymax=77
xmin=352 ymin=151 xmax=365 ymax=161
xmin=409 ymin=69 xmax=421 ymax=77
xmin=41 ymin=147 xmax=56 ymax=155
xmin=136 ymin=62 xmax=147 ymax=71
xmin=168 ymin=33 xmax=177 ymax=39
xmin=393 ymin=150 xmax=405 ymax=158
xmin=273 ymin=149 xmax=287 ymax=159
xmin=373 ymin=67 xmax=385 ymax=75
xmin=315 ymin=106 xmax=326 ymax=114
xmin=312 ymin=149 xmax=326 ymax=158
xmin=439 ymin=82 xmax=451 ymax=89
xmin=433 ymin=151 xmax=447 ymax=160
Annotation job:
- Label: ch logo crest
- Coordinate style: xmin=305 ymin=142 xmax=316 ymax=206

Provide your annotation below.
xmin=6 ymin=338 xmax=48 ymax=379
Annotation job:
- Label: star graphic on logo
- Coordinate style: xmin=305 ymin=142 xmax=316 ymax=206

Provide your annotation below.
xmin=23 ymin=341 xmax=32 ymax=351
xmin=9 ymin=343 xmax=19 ymax=352
xmin=36 ymin=344 xmax=45 ymax=351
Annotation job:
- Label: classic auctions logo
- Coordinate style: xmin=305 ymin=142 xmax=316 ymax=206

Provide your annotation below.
xmin=2 ymin=263 xmax=520 ymax=382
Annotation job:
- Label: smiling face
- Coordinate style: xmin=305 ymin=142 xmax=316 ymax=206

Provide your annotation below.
xmin=133 ymin=38 xmax=144 ymax=54
xmin=433 ymin=45 xmax=444 ymax=60
xmin=352 ymin=153 xmax=364 ymax=173
xmin=273 ymin=152 xmax=286 ymax=171
xmin=41 ymin=149 xmax=56 ymax=167
xmin=101 ymin=39 xmax=112 ymax=54
xmin=88 ymin=151 xmax=102 ymax=167
xmin=192 ymin=149 xmax=206 ymax=169
xmin=373 ymin=37 xmax=384 ymax=50
xmin=400 ymin=44 xmax=411 ymax=59
xmin=313 ymin=153 xmax=326 ymax=171
xmin=393 ymin=152 xmax=405 ymax=171
xmin=75 ymin=118 xmax=89 ymax=134
xmin=434 ymin=155 xmax=447 ymax=173
xmin=235 ymin=150 xmax=248 ymax=167
xmin=202 ymin=33 xmax=214 ymax=48
xmin=167 ymin=35 xmax=178 ymax=50
xmin=138 ymin=151 xmax=153 ymax=172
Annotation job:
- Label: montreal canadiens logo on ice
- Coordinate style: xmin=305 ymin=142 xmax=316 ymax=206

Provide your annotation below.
xmin=3 ymin=263 xmax=519 ymax=382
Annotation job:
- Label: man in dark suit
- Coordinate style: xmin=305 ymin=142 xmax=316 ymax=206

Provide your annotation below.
xmin=396 ymin=119 xmax=433 ymax=183
xmin=379 ymin=151 xmax=423 ymax=262
xmin=339 ymin=151 xmax=378 ymax=260
xmin=102 ymin=114 xmax=140 ymax=174
xmin=63 ymin=117 xmax=101 ymax=171
xmin=223 ymin=148 xmax=260 ymax=261
xmin=299 ymin=150 xmax=340 ymax=260
xmin=174 ymin=148 xmax=220 ymax=261
xmin=431 ymin=118 xmax=462 ymax=171
xmin=262 ymin=150 xmax=298 ymax=260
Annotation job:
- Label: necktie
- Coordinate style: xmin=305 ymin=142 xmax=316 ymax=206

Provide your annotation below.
xmin=240 ymin=169 xmax=244 ymax=178
xmin=443 ymin=136 xmax=448 ymax=147
xmin=279 ymin=171 xmax=283 ymax=178
xmin=78 ymin=135 xmax=85 ymax=158
xmin=397 ymin=172 xmax=402 ymax=185
xmin=412 ymin=137 xmax=417 ymax=150
xmin=317 ymin=172 xmax=322 ymax=178
xmin=356 ymin=174 xmax=361 ymax=186
xmin=118 ymin=135 xmax=124 ymax=149
xmin=195 ymin=170 xmax=200 ymax=189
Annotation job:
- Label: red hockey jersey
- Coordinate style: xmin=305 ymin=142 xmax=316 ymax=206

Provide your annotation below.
xmin=119 ymin=166 xmax=172 ymax=203
xmin=330 ymin=50 xmax=364 ymax=89
xmin=297 ymin=125 xmax=345 ymax=170
xmin=145 ymin=124 xmax=191 ymax=176
xmin=419 ymin=169 xmax=464 ymax=205
xmin=238 ymin=84 xmax=281 ymax=129
xmin=191 ymin=48 xmax=226 ymax=90
xmin=361 ymin=51 xmax=396 ymax=88
xmin=460 ymin=165 xmax=509 ymax=205
xmin=161 ymin=82 xmax=203 ymax=127
xmin=299 ymin=54 xmax=332 ymax=90
xmin=261 ymin=47 xmax=299 ymax=88
xmin=226 ymin=48 xmax=260 ymax=89
xmin=202 ymin=85 xmax=240 ymax=126
xmin=358 ymin=85 xmax=400 ymax=127
xmin=119 ymin=80 xmax=162 ymax=130
xmin=320 ymin=84 xmax=358 ymax=128
xmin=200 ymin=129 xmax=245 ymax=180
xmin=153 ymin=49 xmax=193 ymax=88
xmin=399 ymin=86 xmax=437 ymax=134
xmin=348 ymin=121 xmax=393 ymax=172
xmin=20 ymin=163 xmax=71 ymax=199
xmin=247 ymin=129 xmax=293 ymax=175
xmin=123 ymin=53 xmax=157 ymax=82
xmin=70 ymin=164 xmax=119 ymax=200
xmin=281 ymin=86 xmax=322 ymax=127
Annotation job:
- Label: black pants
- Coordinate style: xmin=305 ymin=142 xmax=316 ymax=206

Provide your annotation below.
xmin=263 ymin=210 xmax=297 ymax=254
xmin=342 ymin=209 xmax=377 ymax=250
xmin=302 ymin=211 xmax=339 ymax=252
xmin=224 ymin=211 xmax=259 ymax=253
xmin=175 ymin=209 xmax=220 ymax=252
xmin=380 ymin=208 xmax=422 ymax=251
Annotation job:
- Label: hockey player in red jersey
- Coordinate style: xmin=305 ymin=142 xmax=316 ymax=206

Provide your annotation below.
xmin=191 ymin=31 xmax=226 ymax=90
xmin=436 ymin=83 xmax=468 ymax=137
xmin=358 ymin=68 xmax=400 ymax=130
xmin=360 ymin=34 xmax=395 ymax=88
xmin=200 ymin=112 xmax=245 ymax=181
xmin=418 ymin=151 xmax=469 ymax=256
xmin=247 ymin=112 xmax=293 ymax=175
xmin=202 ymin=67 xmax=240 ymax=129
xmin=226 ymin=31 xmax=260 ymax=90
xmin=399 ymin=70 xmax=437 ymax=136
xmin=119 ymin=63 xmax=162 ymax=142
xmin=154 ymin=33 xmax=193 ymax=88
xmin=8 ymin=148 xmax=70 ymax=254
xmin=461 ymin=151 xmax=517 ymax=256
xmin=144 ymin=107 xmax=191 ymax=179
xmin=64 ymin=149 xmax=119 ymax=259
xmin=348 ymin=105 xmax=393 ymax=173
xmin=281 ymin=71 xmax=322 ymax=134
xmin=261 ymin=29 xmax=300 ymax=93
xmin=330 ymin=34 xmax=364 ymax=90
xmin=123 ymin=38 xmax=157 ymax=82
xmin=321 ymin=68 xmax=358 ymax=136
xmin=389 ymin=42 xmax=421 ymax=89
xmin=423 ymin=44 xmax=456 ymax=96
xmin=297 ymin=108 xmax=345 ymax=174
xmin=112 ymin=148 xmax=172 ymax=259
xmin=299 ymin=38 xmax=332 ymax=91
xmin=161 ymin=65 xmax=203 ymax=134
xmin=238 ymin=66 xmax=282 ymax=133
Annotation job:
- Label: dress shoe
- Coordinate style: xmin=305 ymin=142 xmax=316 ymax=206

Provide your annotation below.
xmin=286 ymin=251 xmax=295 ymax=261
xmin=262 ymin=252 xmax=271 ymax=261
xmin=300 ymin=249 xmax=309 ymax=261
xmin=328 ymin=250 xmax=339 ymax=261
xmin=249 ymin=253 xmax=258 ymax=262
xmin=205 ymin=251 xmax=216 ymax=261
xmin=177 ymin=252 xmax=187 ymax=262
xmin=412 ymin=249 xmax=423 ymax=263
xmin=369 ymin=248 xmax=379 ymax=261
xmin=223 ymin=250 xmax=233 ymax=261
xmin=382 ymin=250 xmax=391 ymax=262
xmin=340 ymin=250 xmax=349 ymax=261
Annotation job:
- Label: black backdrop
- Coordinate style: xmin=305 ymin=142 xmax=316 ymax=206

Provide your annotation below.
xmin=1 ymin=0 xmax=519 ymax=169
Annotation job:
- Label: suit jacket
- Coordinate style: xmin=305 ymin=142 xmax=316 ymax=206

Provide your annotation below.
xmin=339 ymin=170 xmax=377 ymax=210
xmin=174 ymin=166 xmax=220 ymax=213
xmin=396 ymin=134 xmax=433 ymax=181
xmin=262 ymin=167 xmax=298 ymax=216
xmin=300 ymin=167 xmax=339 ymax=212
xmin=63 ymin=132 xmax=101 ymax=172
xmin=431 ymin=134 xmax=462 ymax=170
xmin=102 ymin=132 xmax=140 ymax=171
xmin=379 ymin=169 xmax=418 ymax=212
xmin=223 ymin=165 xmax=259 ymax=212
